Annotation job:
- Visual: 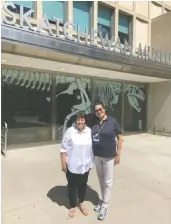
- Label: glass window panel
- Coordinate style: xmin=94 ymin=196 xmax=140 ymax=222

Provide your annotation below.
xmin=98 ymin=4 xmax=113 ymax=39
xmin=118 ymin=32 xmax=129 ymax=44
xmin=53 ymin=75 xmax=91 ymax=140
xmin=98 ymin=4 xmax=113 ymax=27
xmin=73 ymin=1 xmax=91 ymax=33
xmin=123 ymin=83 xmax=146 ymax=131
xmin=98 ymin=23 xmax=112 ymax=39
xmin=91 ymin=79 xmax=122 ymax=125
xmin=42 ymin=1 xmax=64 ymax=23
xmin=1 ymin=68 xmax=52 ymax=145
xmin=118 ymin=13 xmax=132 ymax=44
xmin=119 ymin=13 xmax=129 ymax=34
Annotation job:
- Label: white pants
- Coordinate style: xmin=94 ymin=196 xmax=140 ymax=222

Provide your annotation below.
xmin=95 ymin=156 xmax=114 ymax=208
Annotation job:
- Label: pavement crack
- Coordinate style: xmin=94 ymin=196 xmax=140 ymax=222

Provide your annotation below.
xmin=121 ymin=176 xmax=171 ymax=200
xmin=3 ymin=197 xmax=48 ymax=214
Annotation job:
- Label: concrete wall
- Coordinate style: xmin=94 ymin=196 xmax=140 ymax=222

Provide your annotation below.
xmin=135 ymin=18 xmax=148 ymax=48
xmin=151 ymin=1 xmax=163 ymax=19
xmin=147 ymin=81 xmax=171 ymax=136
xmin=136 ymin=1 xmax=149 ymax=18
xmin=119 ymin=1 xmax=134 ymax=11
xmin=151 ymin=11 xmax=171 ymax=51
xmin=149 ymin=12 xmax=171 ymax=136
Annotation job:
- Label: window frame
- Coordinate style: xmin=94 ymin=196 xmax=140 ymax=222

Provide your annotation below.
xmin=73 ymin=1 xmax=92 ymax=34
xmin=97 ymin=2 xmax=113 ymax=39
xmin=118 ymin=11 xmax=133 ymax=45
xmin=42 ymin=1 xmax=65 ymax=26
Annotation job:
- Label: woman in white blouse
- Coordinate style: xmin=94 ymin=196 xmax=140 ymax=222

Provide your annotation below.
xmin=60 ymin=111 xmax=94 ymax=218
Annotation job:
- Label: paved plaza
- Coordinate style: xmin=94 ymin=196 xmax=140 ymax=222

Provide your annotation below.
xmin=1 ymin=134 xmax=171 ymax=224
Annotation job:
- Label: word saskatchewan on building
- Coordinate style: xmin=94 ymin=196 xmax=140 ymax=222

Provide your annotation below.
xmin=2 ymin=2 xmax=171 ymax=65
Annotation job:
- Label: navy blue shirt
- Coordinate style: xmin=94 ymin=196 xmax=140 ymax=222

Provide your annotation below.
xmin=92 ymin=116 xmax=121 ymax=158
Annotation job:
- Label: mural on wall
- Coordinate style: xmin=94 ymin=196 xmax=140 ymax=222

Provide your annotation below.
xmin=91 ymin=81 xmax=145 ymax=112
xmin=91 ymin=81 xmax=122 ymax=109
xmin=124 ymin=83 xmax=145 ymax=112
xmin=47 ymin=77 xmax=91 ymax=136
xmin=1 ymin=68 xmax=53 ymax=91
xmin=1 ymin=68 xmax=145 ymax=136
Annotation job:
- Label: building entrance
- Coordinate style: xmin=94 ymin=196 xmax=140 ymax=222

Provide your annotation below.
xmin=1 ymin=67 xmax=147 ymax=145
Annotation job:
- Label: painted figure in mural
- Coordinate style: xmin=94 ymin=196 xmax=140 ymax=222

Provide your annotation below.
xmin=124 ymin=84 xmax=145 ymax=112
xmin=60 ymin=79 xmax=91 ymax=136
xmin=92 ymin=81 xmax=122 ymax=110
xmin=46 ymin=78 xmax=91 ymax=137
xmin=46 ymin=81 xmax=78 ymax=102
xmin=92 ymin=81 xmax=145 ymax=112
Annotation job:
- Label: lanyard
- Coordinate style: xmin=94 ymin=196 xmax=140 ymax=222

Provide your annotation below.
xmin=97 ymin=121 xmax=106 ymax=134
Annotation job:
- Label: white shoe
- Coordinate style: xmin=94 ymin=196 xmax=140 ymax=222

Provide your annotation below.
xmin=94 ymin=203 xmax=101 ymax=212
xmin=98 ymin=207 xmax=108 ymax=220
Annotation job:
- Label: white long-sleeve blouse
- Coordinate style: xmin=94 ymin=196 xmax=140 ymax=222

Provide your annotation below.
xmin=60 ymin=126 xmax=94 ymax=174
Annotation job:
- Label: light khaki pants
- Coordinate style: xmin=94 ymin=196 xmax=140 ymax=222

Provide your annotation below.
xmin=95 ymin=156 xmax=114 ymax=209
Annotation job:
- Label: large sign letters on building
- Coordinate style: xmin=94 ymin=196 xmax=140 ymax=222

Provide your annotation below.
xmin=1 ymin=2 xmax=171 ymax=65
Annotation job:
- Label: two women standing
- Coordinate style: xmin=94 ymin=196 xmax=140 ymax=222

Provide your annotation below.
xmin=60 ymin=104 xmax=123 ymax=220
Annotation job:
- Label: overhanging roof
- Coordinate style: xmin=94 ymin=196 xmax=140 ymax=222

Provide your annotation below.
xmin=2 ymin=53 xmax=168 ymax=84
xmin=1 ymin=24 xmax=171 ymax=80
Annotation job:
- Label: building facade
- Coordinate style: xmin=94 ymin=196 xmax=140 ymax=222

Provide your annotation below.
xmin=148 ymin=11 xmax=171 ymax=136
xmin=1 ymin=1 xmax=171 ymax=146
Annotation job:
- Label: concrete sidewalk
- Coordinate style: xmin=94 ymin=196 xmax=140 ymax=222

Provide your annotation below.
xmin=1 ymin=134 xmax=171 ymax=224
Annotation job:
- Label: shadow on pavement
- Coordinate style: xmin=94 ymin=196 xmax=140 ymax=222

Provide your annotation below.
xmin=47 ymin=185 xmax=99 ymax=209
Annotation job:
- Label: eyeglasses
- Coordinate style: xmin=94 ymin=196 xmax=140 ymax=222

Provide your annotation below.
xmin=95 ymin=108 xmax=103 ymax=113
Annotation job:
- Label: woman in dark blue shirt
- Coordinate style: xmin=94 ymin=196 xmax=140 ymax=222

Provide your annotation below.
xmin=91 ymin=103 xmax=123 ymax=220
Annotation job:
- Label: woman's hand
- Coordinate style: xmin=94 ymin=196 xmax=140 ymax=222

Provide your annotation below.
xmin=60 ymin=152 xmax=67 ymax=172
xmin=62 ymin=162 xmax=67 ymax=172
xmin=114 ymin=156 xmax=120 ymax=165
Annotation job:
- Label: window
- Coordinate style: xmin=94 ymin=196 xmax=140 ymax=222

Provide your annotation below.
xmin=123 ymin=83 xmax=146 ymax=131
xmin=98 ymin=3 xmax=113 ymax=39
xmin=43 ymin=1 xmax=64 ymax=25
xmin=73 ymin=1 xmax=92 ymax=33
xmin=118 ymin=13 xmax=131 ymax=44
xmin=8 ymin=1 xmax=34 ymax=18
xmin=54 ymin=75 xmax=91 ymax=140
xmin=91 ymin=80 xmax=122 ymax=125
xmin=1 ymin=68 xmax=53 ymax=144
